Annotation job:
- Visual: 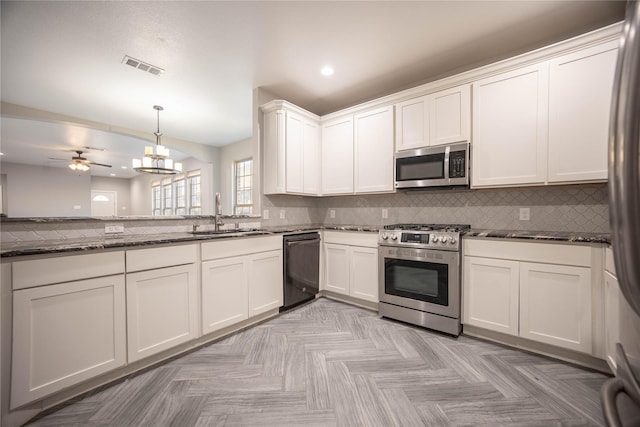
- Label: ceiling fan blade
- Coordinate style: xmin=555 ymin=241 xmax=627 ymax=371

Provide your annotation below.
xmin=87 ymin=161 xmax=112 ymax=168
xmin=47 ymin=157 xmax=68 ymax=161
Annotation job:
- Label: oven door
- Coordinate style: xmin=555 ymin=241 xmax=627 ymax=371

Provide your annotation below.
xmin=378 ymin=245 xmax=460 ymax=318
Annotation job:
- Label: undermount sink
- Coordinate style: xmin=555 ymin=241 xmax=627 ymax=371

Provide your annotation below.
xmin=191 ymin=228 xmax=268 ymax=236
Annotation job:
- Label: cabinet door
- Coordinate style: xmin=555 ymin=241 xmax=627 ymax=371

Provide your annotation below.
xmin=429 ymin=84 xmax=470 ymax=146
xmin=354 ymin=106 xmax=394 ymax=193
xmin=302 ymin=118 xmax=321 ymax=195
xmin=395 ymin=95 xmax=429 ymax=151
xmin=262 ymin=108 xmax=286 ymax=194
xmin=202 ymin=257 xmax=248 ymax=334
xmin=349 ymin=246 xmax=379 ymax=302
xmin=604 ymin=271 xmax=620 ymax=372
xmin=248 ymin=249 xmax=283 ymax=316
xmin=12 ymin=275 xmax=126 ymax=408
xmin=472 ymin=64 xmax=548 ymax=187
xmin=519 ymin=262 xmax=592 ymax=353
xmin=126 ymin=264 xmax=198 ymax=363
xmin=322 ymin=116 xmax=354 ymax=194
xmin=285 ymin=111 xmax=304 ymax=194
xmin=548 ymin=41 xmax=618 ymax=183
xmin=463 ymin=256 xmax=519 ymax=336
xmin=324 ymin=243 xmax=350 ymax=295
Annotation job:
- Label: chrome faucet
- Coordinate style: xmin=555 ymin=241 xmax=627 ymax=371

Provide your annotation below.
xmin=214 ymin=192 xmax=224 ymax=232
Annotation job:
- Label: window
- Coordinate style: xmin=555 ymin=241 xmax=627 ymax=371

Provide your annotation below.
xmin=234 ymin=158 xmax=253 ymax=215
xmin=148 ymin=170 xmax=200 ymax=216
xmin=162 ymin=179 xmax=173 ymax=216
xmin=188 ymin=172 xmax=201 ymax=215
xmin=151 ymin=183 xmax=161 ymax=216
xmin=175 ymin=178 xmax=186 ymax=215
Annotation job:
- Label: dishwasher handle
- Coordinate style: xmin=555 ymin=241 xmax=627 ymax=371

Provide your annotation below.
xmin=286 ymin=238 xmax=320 ymax=247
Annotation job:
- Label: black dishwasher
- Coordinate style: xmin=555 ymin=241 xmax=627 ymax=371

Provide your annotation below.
xmin=282 ymin=232 xmax=320 ymax=311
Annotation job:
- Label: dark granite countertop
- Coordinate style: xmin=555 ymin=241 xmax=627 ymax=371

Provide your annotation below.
xmin=0 ymin=224 xmax=379 ymax=258
xmin=1 ymin=224 xmax=608 ymax=258
xmin=464 ymin=229 xmax=610 ymax=244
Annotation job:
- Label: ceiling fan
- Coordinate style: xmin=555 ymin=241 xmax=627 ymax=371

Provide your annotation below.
xmin=48 ymin=150 xmax=112 ymax=172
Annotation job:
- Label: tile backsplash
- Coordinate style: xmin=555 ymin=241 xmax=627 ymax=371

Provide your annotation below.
xmin=262 ymin=183 xmax=609 ymax=233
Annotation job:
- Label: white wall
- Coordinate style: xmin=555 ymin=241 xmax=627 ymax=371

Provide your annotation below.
xmin=219 ymin=138 xmax=252 ymax=214
xmin=90 ymin=176 xmax=131 ymax=216
xmin=2 ymin=163 xmax=91 ymax=217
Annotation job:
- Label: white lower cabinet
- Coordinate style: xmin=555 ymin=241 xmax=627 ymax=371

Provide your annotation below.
xmin=463 ymin=239 xmax=595 ymax=355
xmin=323 ymin=231 xmax=378 ymax=303
xmin=11 ymin=275 xmax=126 ymax=408
xmin=125 ymin=244 xmax=199 ymax=363
xmin=202 ymin=256 xmax=249 ymax=334
xmin=126 ymin=264 xmax=198 ymax=363
xmin=463 ymin=256 xmax=519 ymax=336
xmin=201 ymin=236 xmax=283 ymax=335
xmin=519 ymin=262 xmax=591 ymax=353
xmin=604 ymin=247 xmax=620 ymax=372
xmin=248 ymin=250 xmax=284 ymax=316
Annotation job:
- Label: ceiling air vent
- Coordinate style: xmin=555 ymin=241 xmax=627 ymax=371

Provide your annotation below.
xmin=122 ymin=55 xmax=164 ymax=76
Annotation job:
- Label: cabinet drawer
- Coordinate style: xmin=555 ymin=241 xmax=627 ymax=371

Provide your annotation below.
xmin=463 ymin=238 xmax=591 ymax=267
xmin=13 ymin=251 xmax=125 ymax=290
xmin=202 ymin=235 xmax=281 ymax=260
xmin=126 ymin=244 xmax=197 ymax=272
xmin=323 ymin=231 xmax=378 ymax=247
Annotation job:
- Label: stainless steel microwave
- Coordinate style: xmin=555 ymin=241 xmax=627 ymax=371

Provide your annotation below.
xmin=395 ymin=142 xmax=469 ymax=189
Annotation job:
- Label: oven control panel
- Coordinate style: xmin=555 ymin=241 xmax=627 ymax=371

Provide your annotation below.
xmin=378 ymin=231 xmax=460 ymax=250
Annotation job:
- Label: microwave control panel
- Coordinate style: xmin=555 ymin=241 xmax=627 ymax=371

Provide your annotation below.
xmin=449 ymin=150 xmax=467 ymax=178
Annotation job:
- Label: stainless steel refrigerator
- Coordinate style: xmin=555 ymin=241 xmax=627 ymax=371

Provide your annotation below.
xmin=602 ymin=1 xmax=640 ymax=425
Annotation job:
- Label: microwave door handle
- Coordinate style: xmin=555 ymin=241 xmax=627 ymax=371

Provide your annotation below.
xmin=444 ymin=145 xmax=451 ymax=180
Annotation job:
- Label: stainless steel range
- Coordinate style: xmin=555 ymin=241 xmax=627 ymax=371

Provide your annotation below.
xmin=378 ymin=223 xmax=470 ymax=336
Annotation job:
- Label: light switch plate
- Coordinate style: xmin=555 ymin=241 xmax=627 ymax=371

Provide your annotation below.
xmin=263 ymin=209 xmax=269 ymax=220
xmin=279 ymin=209 xmax=285 ymax=219
xmin=519 ymin=208 xmax=530 ymax=221
xmin=382 ymin=208 xmax=388 ymax=219
xmin=330 ymin=209 xmax=336 ymax=218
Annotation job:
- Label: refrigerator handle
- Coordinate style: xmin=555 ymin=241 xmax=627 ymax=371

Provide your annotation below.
xmin=601 ymin=344 xmax=640 ymax=426
xmin=609 ymin=0 xmax=640 ymax=318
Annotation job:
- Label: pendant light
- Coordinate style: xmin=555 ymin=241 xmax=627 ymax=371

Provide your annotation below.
xmin=132 ymin=105 xmax=183 ymax=174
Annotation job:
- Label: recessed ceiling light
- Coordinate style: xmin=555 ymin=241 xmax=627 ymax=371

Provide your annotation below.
xmin=121 ymin=166 xmax=128 ymax=169
xmin=321 ymin=65 xmax=334 ymax=77
xmin=110 ymin=173 xmax=116 ymax=177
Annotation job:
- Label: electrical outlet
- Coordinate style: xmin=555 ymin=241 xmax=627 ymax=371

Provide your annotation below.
xmin=105 ymin=224 xmax=124 ymax=234
xmin=73 ymin=205 xmax=81 ymax=210
xmin=263 ymin=209 xmax=269 ymax=220
xmin=382 ymin=208 xmax=388 ymax=219
xmin=519 ymin=208 xmax=530 ymax=221
xmin=330 ymin=209 xmax=336 ymax=218
xmin=279 ymin=209 xmax=285 ymax=219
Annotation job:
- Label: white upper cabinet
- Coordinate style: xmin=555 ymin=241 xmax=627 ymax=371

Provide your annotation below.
xmin=472 ymin=64 xmax=549 ymax=187
xmin=472 ymin=40 xmax=618 ymax=188
xmin=548 ymin=40 xmax=618 ymax=183
xmin=429 ymin=84 xmax=471 ymax=146
xmin=261 ymin=100 xmax=320 ymax=195
xmin=395 ymin=84 xmax=470 ymax=151
xmin=395 ymin=95 xmax=429 ymax=150
xmin=354 ymin=106 xmax=394 ymax=193
xmin=321 ymin=115 xmax=355 ymax=195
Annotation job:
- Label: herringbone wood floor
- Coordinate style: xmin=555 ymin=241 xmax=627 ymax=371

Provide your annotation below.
xmin=27 ymin=298 xmax=608 ymax=426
